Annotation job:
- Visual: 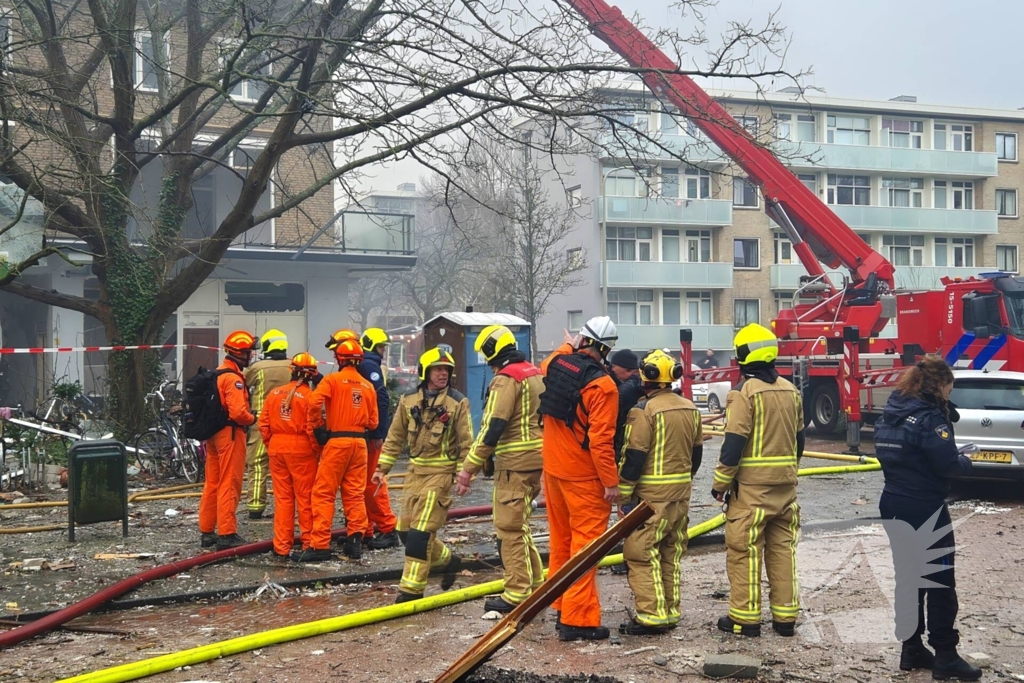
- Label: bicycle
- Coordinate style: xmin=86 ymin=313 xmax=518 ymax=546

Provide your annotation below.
xmin=133 ymin=381 xmax=203 ymax=482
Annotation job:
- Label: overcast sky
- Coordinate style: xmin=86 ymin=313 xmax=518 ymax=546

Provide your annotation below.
xmin=364 ymin=0 xmax=1022 ymax=193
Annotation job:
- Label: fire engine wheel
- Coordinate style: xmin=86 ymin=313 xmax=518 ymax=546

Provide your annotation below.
xmin=707 ymin=393 xmax=722 ymax=414
xmin=810 ymin=384 xmax=842 ymax=435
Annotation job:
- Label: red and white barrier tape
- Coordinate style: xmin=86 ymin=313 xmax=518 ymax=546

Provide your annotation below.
xmin=0 ymin=343 xmax=340 ymax=365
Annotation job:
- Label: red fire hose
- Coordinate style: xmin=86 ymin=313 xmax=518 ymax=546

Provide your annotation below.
xmin=0 ymin=501 xmax=524 ymax=649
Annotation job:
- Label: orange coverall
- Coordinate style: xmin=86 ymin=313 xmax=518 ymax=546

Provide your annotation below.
xmin=306 ymin=365 xmax=378 ymax=550
xmin=259 ymin=380 xmax=321 ymax=556
xmin=541 ymin=343 xmax=619 ymax=629
xmin=198 ymin=358 xmax=255 ymax=537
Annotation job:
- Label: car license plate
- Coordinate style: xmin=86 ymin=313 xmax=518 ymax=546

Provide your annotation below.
xmin=970 ymin=451 xmax=1013 ymax=463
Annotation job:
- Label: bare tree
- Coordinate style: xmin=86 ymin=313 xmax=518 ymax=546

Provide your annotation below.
xmin=0 ymin=0 xmax=799 ymax=433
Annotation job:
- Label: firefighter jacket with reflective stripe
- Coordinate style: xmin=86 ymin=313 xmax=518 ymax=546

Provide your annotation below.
xmin=245 ymin=358 xmax=293 ymax=417
xmin=463 ymin=362 xmax=544 ymax=475
xmin=618 ymin=388 xmax=702 ymax=501
xmin=379 ymin=386 xmax=474 ymax=475
xmin=714 ymin=376 xmax=803 ymax=491
xmin=306 ymin=366 xmax=378 ymax=440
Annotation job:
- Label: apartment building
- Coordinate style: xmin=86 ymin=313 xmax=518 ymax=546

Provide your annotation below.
xmin=534 ymin=85 xmax=1024 ymax=357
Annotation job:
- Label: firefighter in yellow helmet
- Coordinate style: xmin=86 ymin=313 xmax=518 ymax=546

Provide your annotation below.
xmin=244 ymin=329 xmax=292 ymax=519
xmin=456 ymin=325 xmax=544 ymax=613
xmin=373 ymin=347 xmax=474 ymax=602
xmin=617 ymin=350 xmax=703 ymax=635
xmin=713 ymin=323 xmax=804 ymax=637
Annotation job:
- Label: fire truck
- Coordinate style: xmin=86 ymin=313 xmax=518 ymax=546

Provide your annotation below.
xmin=564 ymin=0 xmax=1024 ymax=451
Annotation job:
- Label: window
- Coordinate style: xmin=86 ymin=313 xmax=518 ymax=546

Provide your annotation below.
xmin=0 ymin=9 xmax=11 ymax=69
xmin=827 ymin=115 xmax=870 ymax=145
xmin=661 ymin=168 xmax=679 ymax=198
xmin=857 ymin=233 xmax=872 ymax=246
xmin=774 ymin=113 xmax=816 ymax=142
xmin=606 ymin=226 xmax=652 ymax=261
xmin=734 ymin=299 xmax=760 ymax=328
xmin=733 ymin=238 xmax=760 ymax=269
xmin=883 ymin=234 xmax=924 ymax=267
xmin=607 ymin=289 xmax=653 ymax=325
xmin=220 ymin=42 xmax=271 ymax=101
xmin=996 ymin=133 xmax=1018 ymax=161
xmin=663 ymin=291 xmax=681 ymax=325
xmin=998 ymin=245 xmax=1019 ymax=273
xmin=604 ymin=167 xmax=651 ymax=197
xmin=135 ymin=31 xmax=168 ymax=92
xmin=797 ymin=173 xmax=818 ymax=196
xmin=934 ymin=123 xmax=973 ymax=151
xmin=685 ymin=230 xmax=712 ymax=263
xmin=882 ymin=118 xmax=923 ymax=148
xmin=775 ymin=292 xmax=795 ymax=314
xmin=737 ymin=115 xmax=758 ymax=136
xmin=662 ymin=229 xmax=680 ymax=262
xmin=520 ymin=130 xmax=533 ymax=161
xmin=882 ymin=177 xmax=924 ymax=207
xmin=661 ymin=110 xmax=697 ymax=136
xmin=997 ymin=189 xmax=1017 ymax=217
xmin=568 ymin=310 xmax=584 ymax=332
xmin=567 ymin=185 xmax=582 ymax=208
xmin=950 ymin=379 xmax=1024 ymax=412
xmin=733 ymin=177 xmax=758 ymax=207
xmin=567 ymin=247 xmax=585 ymax=268
xmin=774 ymin=232 xmax=798 ymax=264
xmin=827 ymin=174 xmax=871 ymax=205
xmin=935 ymin=237 xmax=973 ymax=267
xmin=685 ymin=292 xmax=712 ymax=324
xmin=684 ymin=166 xmax=711 ymax=199
xmin=224 ymin=282 xmax=304 ymax=312
xmin=933 ymin=180 xmax=973 ymax=210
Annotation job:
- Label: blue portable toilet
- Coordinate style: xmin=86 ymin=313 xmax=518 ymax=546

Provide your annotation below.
xmin=421 ymin=312 xmax=532 ymax=429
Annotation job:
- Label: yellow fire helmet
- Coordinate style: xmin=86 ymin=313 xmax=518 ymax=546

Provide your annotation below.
xmin=417 ymin=347 xmax=456 ymax=382
xmin=734 ymin=323 xmax=779 ymax=365
xmin=360 ymin=327 xmax=390 ymax=352
xmin=260 ymin=328 xmax=288 ymax=355
xmin=640 ymin=349 xmax=683 ymax=384
xmin=474 ymin=325 xmax=517 ymax=363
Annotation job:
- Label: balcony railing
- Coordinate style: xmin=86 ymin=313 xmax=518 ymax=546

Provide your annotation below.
xmin=777 ymin=141 xmax=999 ymax=178
xmin=770 ymin=263 xmax=991 ymax=291
xmin=831 ymin=205 xmax=998 ymax=234
xmin=601 ymin=196 xmax=733 ymax=225
xmin=614 ymin=324 xmax=735 ymax=351
xmin=606 ymin=261 xmax=733 ymax=288
xmin=595 ymin=131 xmax=727 ymax=165
xmin=334 ymin=211 xmax=415 ymax=254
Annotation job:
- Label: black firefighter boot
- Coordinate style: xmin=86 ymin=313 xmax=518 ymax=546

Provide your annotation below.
xmin=441 ymin=554 xmax=463 ymax=590
xmin=343 ymin=533 xmax=363 ymax=560
xmin=932 ymin=649 xmax=982 ymax=681
xmin=900 ymin=637 xmax=936 ymax=671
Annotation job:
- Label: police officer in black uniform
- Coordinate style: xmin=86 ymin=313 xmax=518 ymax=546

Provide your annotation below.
xmin=874 ymin=355 xmax=980 ymax=681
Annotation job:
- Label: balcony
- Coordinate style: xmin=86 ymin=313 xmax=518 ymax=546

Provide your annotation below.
xmin=615 ymin=324 xmax=735 ymax=351
xmin=600 ymin=197 xmax=733 ymax=226
xmin=770 ymin=264 xmax=989 ymax=291
xmin=776 ymin=141 xmax=998 ymax=178
xmin=606 ymin=261 xmax=733 ymax=288
xmin=831 ymin=205 xmax=998 ymax=234
xmin=595 ymin=131 xmax=727 ymax=165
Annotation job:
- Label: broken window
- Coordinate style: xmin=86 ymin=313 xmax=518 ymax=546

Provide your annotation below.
xmin=224 ymin=282 xmax=305 ymax=312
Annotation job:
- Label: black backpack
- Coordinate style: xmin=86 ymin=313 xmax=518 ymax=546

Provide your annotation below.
xmin=182 ymin=367 xmax=242 ymax=441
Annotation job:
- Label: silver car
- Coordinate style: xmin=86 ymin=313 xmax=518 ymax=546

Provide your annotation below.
xmin=949 ymin=370 xmax=1024 ymax=481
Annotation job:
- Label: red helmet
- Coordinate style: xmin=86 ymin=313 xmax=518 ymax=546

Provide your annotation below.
xmin=333 ymin=339 xmax=363 ymax=362
xmin=325 ymin=329 xmax=359 ymax=351
xmin=291 ymin=352 xmax=319 ymax=377
xmin=224 ymin=330 xmax=257 ymax=365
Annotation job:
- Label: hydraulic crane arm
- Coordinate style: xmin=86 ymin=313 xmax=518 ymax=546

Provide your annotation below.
xmin=563 ymin=0 xmax=895 ymax=294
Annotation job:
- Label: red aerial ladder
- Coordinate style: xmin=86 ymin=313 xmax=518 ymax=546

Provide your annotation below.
xmin=564 ymin=0 xmax=1024 ymax=450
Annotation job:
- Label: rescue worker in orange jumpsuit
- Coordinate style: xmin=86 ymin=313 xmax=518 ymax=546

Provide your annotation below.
xmin=358 ymin=328 xmax=400 ymax=550
xmin=374 ymin=347 xmax=474 ymax=603
xmin=258 ymin=352 xmax=321 ymax=559
xmin=244 ymin=329 xmax=293 ymax=519
xmin=198 ymin=330 xmax=258 ymax=550
xmin=300 ymin=337 xmax=378 ymax=562
xmin=539 ymin=316 xmax=620 ymax=641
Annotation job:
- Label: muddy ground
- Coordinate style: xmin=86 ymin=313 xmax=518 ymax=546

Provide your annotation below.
xmin=3 ymin=434 xmax=1023 ymax=681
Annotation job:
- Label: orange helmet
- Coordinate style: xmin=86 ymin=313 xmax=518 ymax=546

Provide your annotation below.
xmin=332 ymin=338 xmax=363 ymax=362
xmin=291 ymin=352 xmax=319 ymax=377
xmin=325 ymin=328 xmax=359 ymax=351
xmin=224 ymin=330 xmax=257 ymax=366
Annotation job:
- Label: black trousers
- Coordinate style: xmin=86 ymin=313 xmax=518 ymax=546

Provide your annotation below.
xmin=879 ymin=491 xmax=959 ymax=650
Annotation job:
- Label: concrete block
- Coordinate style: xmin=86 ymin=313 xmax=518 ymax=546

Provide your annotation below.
xmin=964 ymin=652 xmax=992 ymax=669
xmin=703 ymin=654 xmax=760 ymax=679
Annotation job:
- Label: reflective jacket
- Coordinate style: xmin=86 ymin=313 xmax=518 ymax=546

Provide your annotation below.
xmin=245 ymin=357 xmax=293 ymax=418
xmin=714 ymin=375 xmax=803 ymax=492
xmin=463 ymin=361 xmax=544 ymax=475
xmin=875 ymin=391 xmax=971 ymax=502
xmin=358 ymin=351 xmax=391 ymax=440
xmin=306 ymin=366 xmax=378 ymax=441
xmin=259 ymin=380 xmax=320 ymax=456
xmin=379 ymin=386 xmax=474 ymax=475
xmin=619 ymin=388 xmax=703 ymax=502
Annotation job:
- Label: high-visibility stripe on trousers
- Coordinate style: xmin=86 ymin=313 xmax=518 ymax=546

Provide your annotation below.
xmin=623 ymin=498 xmax=690 ymax=627
xmin=245 ymin=428 xmax=270 ymax=513
xmin=309 ymin=438 xmax=368 ymax=550
xmin=397 ymin=469 xmax=455 ymax=596
xmin=493 ymin=469 xmax=544 ymax=604
xmin=544 ymin=473 xmax=612 ymax=628
xmin=198 ymin=427 xmax=246 ymax=536
xmin=363 ymin=441 xmax=397 ymax=536
xmin=268 ymin=450 xmax=317 ymax=556
xmin=724 ymin=483 xmax=800 ymax=624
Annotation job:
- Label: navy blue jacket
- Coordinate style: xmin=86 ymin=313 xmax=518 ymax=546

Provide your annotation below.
xmin=358 ymin=351 xmax=390 ymax=440
xmin=874 ymin=391 xmax=972 ymax=502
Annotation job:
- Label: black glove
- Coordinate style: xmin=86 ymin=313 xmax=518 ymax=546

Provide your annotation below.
xmin=711 ymin=488 xmax=724 ymax=502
